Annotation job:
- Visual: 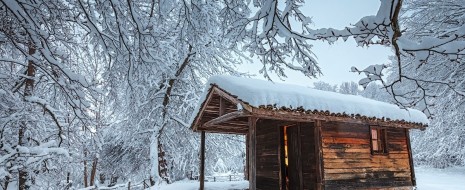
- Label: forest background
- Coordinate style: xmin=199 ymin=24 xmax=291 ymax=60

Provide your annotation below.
xmin=1 ymin=0 xmax=464 ymax=189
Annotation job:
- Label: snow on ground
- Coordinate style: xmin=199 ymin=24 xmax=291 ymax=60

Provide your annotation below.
xmin=152 ymin=167 xmax=465 ymax=190
xmin=416 ymin=166 xmax=465 ymax=190
xmin=151 ymin=179 xmax=248 ymax=190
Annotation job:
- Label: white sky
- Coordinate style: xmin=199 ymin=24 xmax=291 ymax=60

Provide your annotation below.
xmin=238 ymin=0 xmax=393 ymax=86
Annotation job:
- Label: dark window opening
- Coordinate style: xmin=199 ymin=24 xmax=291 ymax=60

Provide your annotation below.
xmin=370 ymin=126 xmax=388 ymax=155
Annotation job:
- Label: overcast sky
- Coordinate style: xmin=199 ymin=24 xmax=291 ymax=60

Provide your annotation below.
xmin=239 ymin=0 xmax=393 ymax=86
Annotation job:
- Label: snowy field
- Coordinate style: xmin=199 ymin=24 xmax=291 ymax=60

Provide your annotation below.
xmin=416 ymin=167 xmax=465 ymax=190
xmin=150 ymin=167 xmax=465 ymax=190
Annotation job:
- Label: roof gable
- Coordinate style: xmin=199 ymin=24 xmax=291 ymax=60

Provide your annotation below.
xmin=190 ymin=86 xmax=251 ymax=134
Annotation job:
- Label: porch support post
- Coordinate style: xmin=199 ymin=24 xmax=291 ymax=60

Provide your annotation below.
xmin=245 ymin=134 xmax=249 ymax=180
xmin=248 ymin=117 xmax=256 ymax=190
xmin=200 ymin=131 xmax=206 ymax=190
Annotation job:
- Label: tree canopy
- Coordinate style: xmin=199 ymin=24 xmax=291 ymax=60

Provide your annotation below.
xmin=1 ymin=0 xmax=464 ymax=189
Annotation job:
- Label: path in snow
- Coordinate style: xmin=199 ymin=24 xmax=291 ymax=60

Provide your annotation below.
xmin=154 ymin=167 xmax=465 ymax=190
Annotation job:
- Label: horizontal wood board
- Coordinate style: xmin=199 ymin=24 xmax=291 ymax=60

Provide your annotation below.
xmin=321 ymin=121 xmax=413 ymax=190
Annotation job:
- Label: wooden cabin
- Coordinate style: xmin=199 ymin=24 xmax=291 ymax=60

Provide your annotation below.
xmin=190 ymin=76 xmax=428 ymax=190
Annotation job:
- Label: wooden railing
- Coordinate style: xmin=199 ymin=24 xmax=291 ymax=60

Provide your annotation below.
xmin=77 ymin=174 xmax=244 ymax=190
xmin=190 ymin=174 xmax=244 ymax=182
xmin=206 ymin=174 xmax=244 ymax=182
xmin=76 ymin=179 xmax=150 ymax=190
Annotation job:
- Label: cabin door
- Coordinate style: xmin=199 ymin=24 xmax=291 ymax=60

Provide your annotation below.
xmin=285 ymin=123 xmax=316 ymax=190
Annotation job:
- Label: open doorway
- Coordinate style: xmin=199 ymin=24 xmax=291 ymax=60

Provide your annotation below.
xmin=281 ymin=123 xmax=316 ymax=190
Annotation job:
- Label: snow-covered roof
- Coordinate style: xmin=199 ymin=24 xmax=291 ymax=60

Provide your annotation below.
xmin=191 ymin=75 xmax=429 ymax=128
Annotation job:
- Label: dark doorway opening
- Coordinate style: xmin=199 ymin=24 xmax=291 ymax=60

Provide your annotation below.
xmin=281 ymin=123 xmax=316 ymax=190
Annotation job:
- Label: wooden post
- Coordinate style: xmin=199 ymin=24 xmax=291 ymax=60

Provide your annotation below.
xmin=200 ymin=131 xmax=206 ymax=190
xmin=297 ymin=125 xmax=304 ymax=190
xmin=219 ymin=97 xmax=226 ymax=116
xmin=279 ymin=126 xmax=286 ymax=190
xmin=245 ymin=134 xmax=249 ymax=180
xmin=248 ymin=118 xmax=256 ymax=190
xmin=405 ymin=129 xmax=416 ymax=186
xmin=314 ymin=120 xmax=324 ymax=190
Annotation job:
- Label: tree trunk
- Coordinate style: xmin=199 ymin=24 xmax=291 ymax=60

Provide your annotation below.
xmin=64 ymin=172 xmax=72 ymax=190
xmin=3 ymin=176 xmax=10 ymax=190
xmin=18 ymin=126 xmax=28 ymax=190
xmin=84 ymin=150 xmax=88 ymax=187
xmin=99 ymin=173 xmax=105 ymax=184
xmin=157 ymin=139 xmax=169 ymax=183
xmin=109 ymin=176 xmax=118 ymax=187
xmin=154 ymin=45 xmax=194 ymax=184
xmin=149 ymin=176 xmax=155 ymax=186
xmin=89 ymin=157 xmax=98 ymax=186
xmin=19 ymin=43 xmax=36 ymax=190
xmin=24 ymin=44 xmax=36 ymax=97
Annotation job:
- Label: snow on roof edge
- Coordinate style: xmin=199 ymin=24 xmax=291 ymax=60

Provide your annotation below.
xmin=189 ymin=75 xmax=429 ymax=128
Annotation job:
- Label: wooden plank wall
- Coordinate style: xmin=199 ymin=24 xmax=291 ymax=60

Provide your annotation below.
xmin=287 ymin=126 xmax=303 ymax=190
xmin=321 ymin=121 xmax=413 ymax=190
xmin=255 ymin=119 xmax=281 ymax=190
xmin=249 ymin=118 xmax=257 ymax=190
xmin=287 ymin=123 xmax=317 ymax=190
xmin=300 ymin=123 xmax=317 ymax=190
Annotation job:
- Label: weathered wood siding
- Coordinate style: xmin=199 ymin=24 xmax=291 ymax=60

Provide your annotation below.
xmin=301 ymin=124 xmax=317 ymax=190
xmin=255 ymin=119 xmax=281 ymax=190
xmin=321 ymin=121 xmax=413 ymax=190
xmin=287 ymin=124 xmax=317 ymax=190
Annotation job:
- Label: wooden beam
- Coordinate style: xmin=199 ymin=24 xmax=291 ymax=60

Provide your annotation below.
xmin=245 ymin=134 xmax=249 ymax=180
xmin=248 ymin=117 xmax=257 ymax=190
xmin=219 ymin=97 xmax=226 ymax=116
xmin=279 ymin=126 xmax=286 ymax=190
xmin=199 ymin=131 xmax=206 ymax=190
xmin=213 ymin=87 xmax=239 ymax=104
xmin=314 ymin=120 xmax=324 ymax=190
xmin=219 ymin=122 xmax=250 ymax=128
xmin=405 ymin=129 xmax=416 ymax=186
xmin=212 ymin=86 xmax=254 ymax=113
xmin=196 ymin=127 xmax=248 ymax=135
xmin=297 ymin=124 xmax=304 ymax=190
xmin=199 ymin=122 xmax=246 ymax=129
xmin=203 ymin=110 xmax=251 ymax=127
xmin=191 ymin=88 xmax=216 ymax=131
